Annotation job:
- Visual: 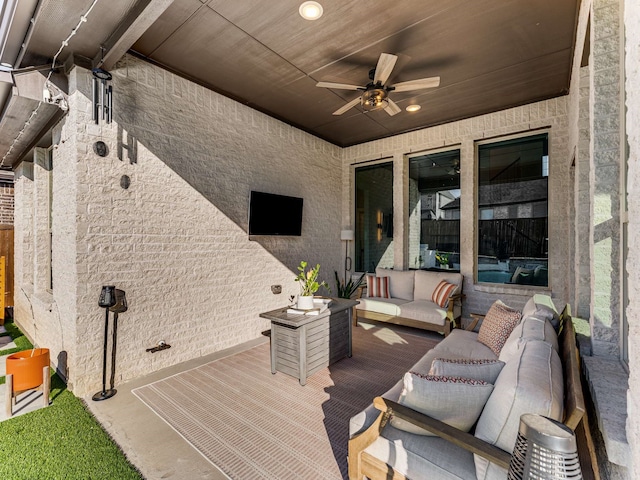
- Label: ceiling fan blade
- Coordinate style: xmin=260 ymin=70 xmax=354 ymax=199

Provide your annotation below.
xmin=391 ymin=76 xmax=440 ymax=92
xmin=373 ymin=53 xmax=398 ymax=85
xmin=316 ymin=81 xmax=363 ymax=91
xmin=384 ymin=98 xmax=402 ymax=116
xmin=333 ymin=96 xmax=362 ymax=115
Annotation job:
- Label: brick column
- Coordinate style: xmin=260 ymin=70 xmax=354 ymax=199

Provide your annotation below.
xmin=33 ymin=148 xmax=51 ymax=293
xmin=589 ymin=0 xmax=624 ymax=356
xmin=14 ymin=161 xmax=34 ymax=289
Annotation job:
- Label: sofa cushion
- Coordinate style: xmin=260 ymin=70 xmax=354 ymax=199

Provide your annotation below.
xmin=474 ymin=341 xmax=564 ymax=480
xmin=431 ymin=280 xmax=458 ymax=308
xmin=414 ymin=270 xmax=462 ymax=302
xmin=364 ymin=428 xmax=477 ymax=480
xmin=355 ymin=297 xmax=407 ymax=316
xmin=366 ymin=274 xmax=390 ymax=298
xmin=398 ymin=300 xmax=448 ymax=326
xmin=429 ymin=358 xmax=505 ymax=384
xmin=430 ymin=329 xmax=498 ymax=361
xmin=521 ymin=294 xmax=560 ymax=330
xmin=477 ymin=300 xmax=521 ymax=356
xmin=376 ymin=268 xmax=415 ymax=300
xmin=391 ymin=372 xmax=494 ymax=435
xmin=499 ymin=315 xmax=559 ymax=363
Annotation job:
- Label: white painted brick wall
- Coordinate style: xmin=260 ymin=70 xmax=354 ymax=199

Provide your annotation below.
xmin=342 ymin=98 xmax=570 ymax=316
xmin=41 ymin=55 xmax=342 ymax=395
xmin=624 ymin=0 xmax=640 ymax=476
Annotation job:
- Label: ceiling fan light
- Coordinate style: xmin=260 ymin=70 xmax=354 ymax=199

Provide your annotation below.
xmin=361 ymin=88 xmax=388 ymax=111
xmin=406 ymin=104 xmax=421 ymax=112
xmin=299 ymin=1 xmax=323 ymax=20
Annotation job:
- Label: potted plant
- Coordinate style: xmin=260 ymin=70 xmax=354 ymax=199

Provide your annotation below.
xmin=334 ymin=271 xmax=366 ymax=299
xmin=435 ymin=251 xmax=450 ymax=269
xmin=295 ymin=261 xmax=330 ymax=309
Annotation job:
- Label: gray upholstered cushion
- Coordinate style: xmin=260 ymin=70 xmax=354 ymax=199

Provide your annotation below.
xmin=364 ymin=426 xmax=477 ymax=480
xmin=355 ymin=297 xmax=408 ymax=316
xmin=390 ymin=373 xmax=493 ymax=435
xmin=474 ymin=341 xmax=564 ymax=480
xmin=414 ymin=270 xmax=463 ymax=302
xmin=376 ymin=268 xmax=415 ymax=300
xmin=431 ymin=329 xmax=498 ymax=360
xmin=398 ymin=300 xmax=448 ymax=325
xmin=429 ymin=358 xmax=505 ymax=384
xmin=521 ymin=294 xmax=560 ymax=330
xmin=499 ymin=314 xmax=559 ymax=363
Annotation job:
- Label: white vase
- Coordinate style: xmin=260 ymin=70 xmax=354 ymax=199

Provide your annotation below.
xmin=297 ymin=295 xmax=314 ymax=310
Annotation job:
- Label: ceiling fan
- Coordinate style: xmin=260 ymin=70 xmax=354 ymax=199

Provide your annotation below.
xmin=316 ymin=53 xmax=440 ymax=116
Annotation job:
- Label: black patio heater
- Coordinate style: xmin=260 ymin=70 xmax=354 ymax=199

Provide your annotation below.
xmin=93 ymin=286 xmax=127 ymax=401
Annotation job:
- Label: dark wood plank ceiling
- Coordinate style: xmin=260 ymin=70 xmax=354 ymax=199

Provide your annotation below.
xmin=10 ymin=0 xmax=580 ymax=152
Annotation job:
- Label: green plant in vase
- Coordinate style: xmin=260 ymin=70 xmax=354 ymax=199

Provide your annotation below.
xmin=295 ymin=261 xmax=330 ymax=309
xmin=435 ymin=251 xmax=450 ymax=268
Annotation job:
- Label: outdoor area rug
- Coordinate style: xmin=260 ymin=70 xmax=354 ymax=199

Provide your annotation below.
xmin=132 ymin=322 xmax=439 ymax=480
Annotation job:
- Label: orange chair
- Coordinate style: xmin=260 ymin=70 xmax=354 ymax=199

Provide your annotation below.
xmin=5 ymin=348 xmax=50 ymax=417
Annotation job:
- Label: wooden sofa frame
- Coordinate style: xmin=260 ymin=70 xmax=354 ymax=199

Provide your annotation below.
xmin=347 ymin=306 xmax=599 ymax=480
xmin=353 ymin=286 xmax=464 ymax=336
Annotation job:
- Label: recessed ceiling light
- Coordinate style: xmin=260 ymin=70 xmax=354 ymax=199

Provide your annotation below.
xmin=299 ymin=1 xmax=323 ymax=20
xmin=406 ymin=104 xmax=421 ymax=112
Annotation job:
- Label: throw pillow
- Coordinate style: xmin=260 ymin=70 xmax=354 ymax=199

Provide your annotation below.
xmin=431 ymin=280 xmax=458 ymax=308
xmin=366 ymin=274 xmax=390 ymax=298
xmin=477 ymin=300 xmax=521 ymax=356
xmin=390 ymin=372 xmax=494 ymax=436
xmin=429 ymin=358 xmax=505 ymax=384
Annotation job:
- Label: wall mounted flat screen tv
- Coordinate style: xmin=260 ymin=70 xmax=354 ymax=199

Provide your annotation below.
xmin=248 ymin=191 xmax=303 ymax=236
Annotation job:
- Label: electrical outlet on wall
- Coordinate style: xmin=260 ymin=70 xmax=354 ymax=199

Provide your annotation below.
xmin=271 ymin=285 xmax=282 ymax=294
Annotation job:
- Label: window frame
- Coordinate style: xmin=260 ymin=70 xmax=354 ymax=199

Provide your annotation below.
xmin=474 ymin=129 xmax=551 ymax=288
xmin=352 ymin=157 xmax=395 ymax=273
xmin=406 ymin=147 xmax=462 ymax=271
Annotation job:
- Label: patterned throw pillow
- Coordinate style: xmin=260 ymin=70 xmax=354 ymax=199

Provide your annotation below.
xmin=429 ymin=358 xmax=505 ymax=384
xmin=431 ymin=280 xmax=458 ymax=308
xmin=390 ymin=372 xmax=494 ymax=436
xmin=477 ymin=300 xmax=522 ymax=356
xmin=366 ymin=274 xmax=390 ymax=298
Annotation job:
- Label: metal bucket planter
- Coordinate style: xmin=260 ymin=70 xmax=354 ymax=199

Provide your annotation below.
xmin=5 ymin=348 xmax=50 ymax=417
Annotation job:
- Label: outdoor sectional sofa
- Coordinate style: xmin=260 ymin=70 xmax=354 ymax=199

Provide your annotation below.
xmin=354 ymin=268 xmax=464 ymax=336
xmin=348 ymin=295 xmax=592 ymax=480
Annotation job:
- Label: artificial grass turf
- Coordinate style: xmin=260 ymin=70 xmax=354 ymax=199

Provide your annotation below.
xmin=0 ymin=320 xmax=34 ymax=356
xmin=0 ymin=322 xmax=143 ymax=480
xmin=0 ymin=374 xmax=143 ymax=480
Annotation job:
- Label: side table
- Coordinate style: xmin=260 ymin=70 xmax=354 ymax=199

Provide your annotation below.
xmin=259 ymin=298 xmax=357 ymax=385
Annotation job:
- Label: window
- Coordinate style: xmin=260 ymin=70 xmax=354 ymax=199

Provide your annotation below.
xmin=408 ymin=150 xmax=461 ymax=270
xmin=477 ymin=134 xmax=548 ymax=286
xmin=355 ymin=161 xmax=393 ymax=272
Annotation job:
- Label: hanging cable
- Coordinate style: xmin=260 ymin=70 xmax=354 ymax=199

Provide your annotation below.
xmin=0 ymin=0 xmax=100 ymax=168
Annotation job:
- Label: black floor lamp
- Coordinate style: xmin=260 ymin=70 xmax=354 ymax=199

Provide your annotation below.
xmin=93 ymin=286 xmax=127 ymax=401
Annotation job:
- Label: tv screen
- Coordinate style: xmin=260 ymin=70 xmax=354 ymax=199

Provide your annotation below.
xmin=248 ymin=191 xmax=303 ymax=236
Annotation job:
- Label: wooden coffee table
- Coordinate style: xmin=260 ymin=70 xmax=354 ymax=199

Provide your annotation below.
xmin=259 ymin=298 xmax=357 ymax=385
